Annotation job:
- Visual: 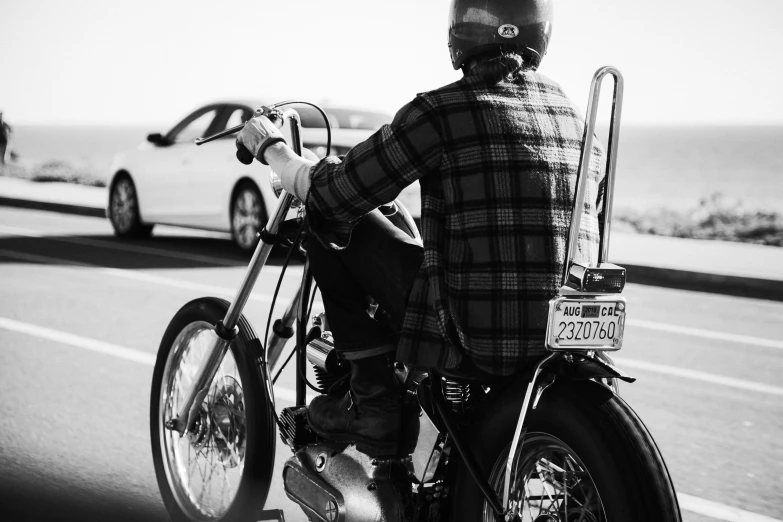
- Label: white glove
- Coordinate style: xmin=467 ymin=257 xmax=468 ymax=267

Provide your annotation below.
xmin=236 ymin=110 xmax=286 ymax=165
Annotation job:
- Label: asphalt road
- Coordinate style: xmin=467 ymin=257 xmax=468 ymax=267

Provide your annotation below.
xmin=0 ymin=207 xmax=781 ymax=522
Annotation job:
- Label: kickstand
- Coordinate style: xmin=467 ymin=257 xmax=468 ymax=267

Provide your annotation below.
xmin=256 ymin=509 xmax=285 ymax=521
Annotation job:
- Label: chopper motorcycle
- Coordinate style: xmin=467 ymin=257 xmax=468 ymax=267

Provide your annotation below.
xmin=149 ymin=67 xmax=682 ymax=522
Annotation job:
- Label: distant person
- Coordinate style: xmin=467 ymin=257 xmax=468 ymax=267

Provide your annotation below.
xmin=0 ymin=112 xmax=11 ymax=165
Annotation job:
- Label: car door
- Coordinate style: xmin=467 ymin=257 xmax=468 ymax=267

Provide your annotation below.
xmin=177 ymin=105 xmax=254 ymax=229
xmin=141 ymin=106 xmax=222 ymax=224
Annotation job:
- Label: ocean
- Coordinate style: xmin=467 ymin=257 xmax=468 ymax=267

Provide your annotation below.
xmin=7 ymin=124 xmax=783 ymax=213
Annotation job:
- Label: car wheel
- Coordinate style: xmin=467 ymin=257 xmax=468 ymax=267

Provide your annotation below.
xmin=109 ymin=175 xmax=153 ymax=238
xmin=231 ymin=182 xmax=265 ymax=253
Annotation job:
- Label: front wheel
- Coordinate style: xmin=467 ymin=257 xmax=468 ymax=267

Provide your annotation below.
xmin=150 ymin=297 xmax=276 ymax=522
xmin=452 ymin=380 xmax=681 ymax=521
xmin=109 ymin=174 xmax=153 ymax=238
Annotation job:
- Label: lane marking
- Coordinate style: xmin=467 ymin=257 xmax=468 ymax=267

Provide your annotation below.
xmin=0 ymin=248 xmax=276 ymax=305
xmin=678 ymin=493 xmax=783 ymax=522
xmin=614 ymin=357 xmax=783 ymax=396
xmin=2 ymin=316 xmax=780 ymax=521
xmin=1 ymin=315 xmax=780 ymax=399
xmin=0 ymin=316 xmax=157 ymax=366
xmin=628 ymin=318 xmax=783 ymax=351
xmin=0 ymin=316 xmax=303 ymax=403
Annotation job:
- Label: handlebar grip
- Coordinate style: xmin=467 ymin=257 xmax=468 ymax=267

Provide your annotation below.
xmin=236 ymin=145 xmax=255 ymax=165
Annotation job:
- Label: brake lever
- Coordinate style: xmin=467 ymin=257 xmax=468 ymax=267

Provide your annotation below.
xmin=194 ymin=123 xmax=245 ymax=146
xmin=194 ymin=105 xmax=283 ymax=146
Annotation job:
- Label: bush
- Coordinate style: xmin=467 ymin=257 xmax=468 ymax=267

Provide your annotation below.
xmin=0 ymin=160 xmax=106 ymax=187
xmin=616 ymin=193 xmax=783 ymax=247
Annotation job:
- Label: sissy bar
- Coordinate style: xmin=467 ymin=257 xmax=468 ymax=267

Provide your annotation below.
xmin=166 ymin=108 xmax=303 ymax=435
xmin=561 ymin=66 xmax=626 ymax=293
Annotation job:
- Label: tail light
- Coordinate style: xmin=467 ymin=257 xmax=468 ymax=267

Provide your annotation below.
xmin=566 ymin=263 xmax=626 ymax=293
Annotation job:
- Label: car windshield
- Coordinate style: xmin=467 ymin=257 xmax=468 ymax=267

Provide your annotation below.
xmin=297 ymin=107 xmax=391 ymax=131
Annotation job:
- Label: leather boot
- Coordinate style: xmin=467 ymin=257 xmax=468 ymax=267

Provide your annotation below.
xmin=307 ymin=352 xmax=403 ymax=457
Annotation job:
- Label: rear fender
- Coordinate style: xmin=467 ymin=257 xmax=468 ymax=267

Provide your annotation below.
xmin=469 ymin=354 xmax=635 ymax=434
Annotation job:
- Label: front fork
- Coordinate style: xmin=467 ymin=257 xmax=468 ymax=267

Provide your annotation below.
xmin=167 ymin=108 xmax=304 ymax=435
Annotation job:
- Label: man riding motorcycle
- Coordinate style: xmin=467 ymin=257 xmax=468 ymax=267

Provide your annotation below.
xmin=237 ymin=0 xmax=604 ymax=459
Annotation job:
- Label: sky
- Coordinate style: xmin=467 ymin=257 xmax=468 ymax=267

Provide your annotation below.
xmin=1 ymin=0 xmax=782 ymax=126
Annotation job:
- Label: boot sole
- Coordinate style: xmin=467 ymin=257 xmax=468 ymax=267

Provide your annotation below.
xmin=306 ymin=421 xmax=400 ymax=458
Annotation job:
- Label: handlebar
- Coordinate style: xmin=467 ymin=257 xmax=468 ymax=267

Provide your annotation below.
xmin=195 ymin=105 xmax=286 ymax=165
xmin=194 ymin=123 xmax=244 ymax=146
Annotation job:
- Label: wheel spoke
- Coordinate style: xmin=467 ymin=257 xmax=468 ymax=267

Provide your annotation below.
xmin=486 ymin=434 xmax=605 ymax=522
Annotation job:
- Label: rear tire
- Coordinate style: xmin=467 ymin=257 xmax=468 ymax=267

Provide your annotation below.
xmin=109 ymin=174 xmax=153 ymax=238
xmin=451 ymin=380 xmax=681 ymax=521
xmin=150 ymin=297 xmax=276 ymax=522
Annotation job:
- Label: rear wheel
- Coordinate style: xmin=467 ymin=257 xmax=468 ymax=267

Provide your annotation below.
xmin=231 ymin=182 xmax=266 ymax=253
xmin=109 ymin=174 xmax=153 ymax=238
xmin=452 ymin=380 xmax=681 ymax=521
xmin=150 ymin=297 xmax=276 ymax=522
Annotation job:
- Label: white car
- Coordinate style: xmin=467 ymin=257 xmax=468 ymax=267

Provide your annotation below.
xmin=106 ymin=101 xmax=392 ymax=251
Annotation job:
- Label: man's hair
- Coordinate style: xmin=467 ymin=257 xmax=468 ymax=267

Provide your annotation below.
xmin=468 ymin=51 xmax=534 ymax=84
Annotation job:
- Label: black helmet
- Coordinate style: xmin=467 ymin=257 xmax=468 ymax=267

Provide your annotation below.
xmin=448 ymin=0 xmax=553 ymax=71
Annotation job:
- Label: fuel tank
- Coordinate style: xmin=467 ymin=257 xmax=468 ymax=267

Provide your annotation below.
xmin=283 ymin=443 xmax=411 ymax=522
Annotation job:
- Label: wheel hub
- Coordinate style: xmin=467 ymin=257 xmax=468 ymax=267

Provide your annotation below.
xmin=209 ymin=376 xmax=246 ymax=468
xmin=186 ymin=404 xmax=210 ymax=450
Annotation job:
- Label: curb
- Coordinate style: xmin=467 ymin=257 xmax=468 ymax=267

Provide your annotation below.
xmin=624 ymin=264 xmax=783 ymax=302
xmin=0 ymin=196 xmax=105 ymax=219
xmin=2 ymin=197 xmax=781 ymax=302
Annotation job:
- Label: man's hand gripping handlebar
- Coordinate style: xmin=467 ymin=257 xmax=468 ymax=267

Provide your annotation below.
xmin=194 ymin=106 xmax=286 ymax=166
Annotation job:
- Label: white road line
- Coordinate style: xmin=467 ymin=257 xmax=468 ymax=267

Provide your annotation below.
xmin=614 ymin=357 xmax=783 ymax=396
xmin=678 ymin=493 xmax=783 ymax=522
xmin=0 ymin=316 xmax=302 ymax=403
xmin=2 ymin=316 xmax=781 ymax=399
xmin=0 ymin=316 xmax=157 ymax=366
xmin=628 ymin=318 xmax=783 ymax=351
xmin=0 ymin=248 xmax=276 ymax=305
xmin=1 ymin=316 xmax=780 ymax=522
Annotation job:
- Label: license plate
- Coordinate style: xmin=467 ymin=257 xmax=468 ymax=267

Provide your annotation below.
xmin=545 ymin=296 xmax=626 ymax=351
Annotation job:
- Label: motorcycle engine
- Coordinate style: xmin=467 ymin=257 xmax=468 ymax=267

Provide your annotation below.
xmin=282 ymin=320 xmax=414 ymax=521
xmin=282 ymin=434 xmax=412 ymax=522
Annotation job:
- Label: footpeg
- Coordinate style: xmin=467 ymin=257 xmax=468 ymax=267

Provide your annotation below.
xmin=280 ymin=406 xmax=317 ymax=447
xmin=256 ymin=508 xmax=285 ymax=521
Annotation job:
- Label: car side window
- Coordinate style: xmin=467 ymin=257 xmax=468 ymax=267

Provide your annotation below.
xmin=172 ymin=109 xmax=218 ymax=144
xmin=224 ymin=108 xmax=251 ymax=130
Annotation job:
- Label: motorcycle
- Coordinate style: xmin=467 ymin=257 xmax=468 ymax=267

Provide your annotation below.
xmin=149 ymin=67 xmax=682 ymax=522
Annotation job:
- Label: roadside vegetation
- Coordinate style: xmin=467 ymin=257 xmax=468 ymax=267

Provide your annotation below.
xmin=0 ymin=160 xmax=106 ymax=187
xmin=1 ymin=163 xmax=781 ymax=246
xmin=615 ymin=193 xmax=783 ymax=247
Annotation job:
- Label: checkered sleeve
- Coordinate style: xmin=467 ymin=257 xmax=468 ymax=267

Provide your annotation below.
xmin=305 ymin=95 xmax=443 ymax=248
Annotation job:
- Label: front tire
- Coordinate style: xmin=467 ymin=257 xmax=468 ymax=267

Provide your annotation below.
xmin=108 ymin=174 xmax=153 ymax=238
xmin=150 ymin=297 xmax=276 ymax=522
xmin=452 ymin=380 xmax=681 ymax=521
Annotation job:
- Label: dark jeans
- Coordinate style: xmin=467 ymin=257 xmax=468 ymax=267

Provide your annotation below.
xmin=305 ymin=209 xmax=424 ymax=360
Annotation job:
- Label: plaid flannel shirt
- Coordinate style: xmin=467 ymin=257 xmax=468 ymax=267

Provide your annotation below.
xmin=306 ymin=66 xmax=605 ymax=376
